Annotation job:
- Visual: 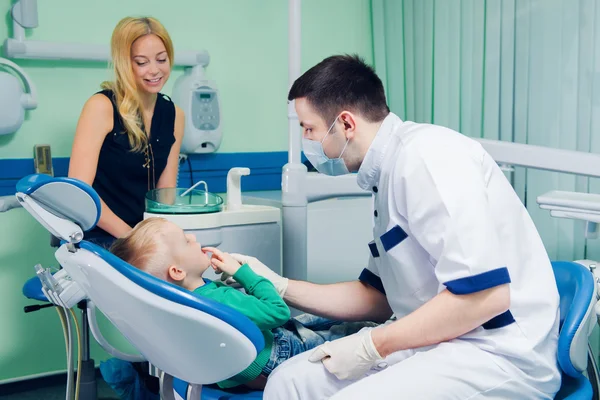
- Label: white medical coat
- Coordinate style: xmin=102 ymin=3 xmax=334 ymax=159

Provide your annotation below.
xmin=356 ymin=112 xmax=561 ymax=394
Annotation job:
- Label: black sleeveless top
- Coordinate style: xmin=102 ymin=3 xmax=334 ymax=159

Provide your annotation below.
xmin=87 ymin=89 xmax=176 ymax=239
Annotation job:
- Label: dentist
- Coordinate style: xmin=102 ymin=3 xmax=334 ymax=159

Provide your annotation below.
xmin=234 ymin=54 xmax=561 ymax=399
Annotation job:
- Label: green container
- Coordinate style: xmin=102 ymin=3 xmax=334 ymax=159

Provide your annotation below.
xmin=145 ymin=188 xmax=224 ymax=214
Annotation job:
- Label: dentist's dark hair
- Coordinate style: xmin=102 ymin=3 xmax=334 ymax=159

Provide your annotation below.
xmin=288 ymin=54 xmax=390 ymax=126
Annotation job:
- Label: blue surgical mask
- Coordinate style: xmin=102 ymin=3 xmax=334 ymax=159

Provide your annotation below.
xmin=302 ymin=116 xmax=350 ymax=176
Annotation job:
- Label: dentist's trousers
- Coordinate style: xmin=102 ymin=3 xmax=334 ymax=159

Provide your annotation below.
xmin=263 ymin=339 xmax=554 ymax=400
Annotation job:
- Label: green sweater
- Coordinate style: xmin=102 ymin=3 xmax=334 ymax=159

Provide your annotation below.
xmin=193 ymin=264 xmax=290 ymax=388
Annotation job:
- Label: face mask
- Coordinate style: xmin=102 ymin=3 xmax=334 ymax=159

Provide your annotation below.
xmin=302 ymin=116 xmax=350 ymax=176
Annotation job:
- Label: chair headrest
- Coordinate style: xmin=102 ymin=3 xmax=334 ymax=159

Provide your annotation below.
xmin=16 ymin=174 xmax=101 ymax=242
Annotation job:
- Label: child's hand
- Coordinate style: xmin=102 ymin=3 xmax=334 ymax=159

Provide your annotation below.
xmin=202 ymin=247 xmax=242 ymax=277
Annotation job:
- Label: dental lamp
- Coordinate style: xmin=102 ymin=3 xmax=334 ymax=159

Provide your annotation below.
xmin=0 ymin=57 xmax=37 ymax=135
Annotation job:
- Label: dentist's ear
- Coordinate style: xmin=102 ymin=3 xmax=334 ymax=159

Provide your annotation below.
xmin=340 ymin=111 xmax=357 ymax=140
xmin=168 ymin=265 xmax=187 ymax=282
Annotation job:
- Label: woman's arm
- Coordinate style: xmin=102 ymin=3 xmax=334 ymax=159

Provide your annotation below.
xmin=156 ymin=105 xmax=185 ymax=189
xmin=68 ymin=94 xmax=132 ymax=238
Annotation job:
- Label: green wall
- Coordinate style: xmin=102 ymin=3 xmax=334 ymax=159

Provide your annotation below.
xmin=0 ymin=0 xmax=374 ymax=382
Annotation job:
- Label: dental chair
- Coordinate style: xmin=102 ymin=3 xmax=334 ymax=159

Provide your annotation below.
xmin=16 ymin=173 xmax=264 ymax=400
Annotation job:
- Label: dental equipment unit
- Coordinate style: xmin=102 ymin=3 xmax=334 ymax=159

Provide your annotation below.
xmin=171 ymin=65 xmax=222 ymax=154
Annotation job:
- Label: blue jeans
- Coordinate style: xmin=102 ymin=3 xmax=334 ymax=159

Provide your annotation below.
xmin=262 ymin=314 xmax=379 ymax=376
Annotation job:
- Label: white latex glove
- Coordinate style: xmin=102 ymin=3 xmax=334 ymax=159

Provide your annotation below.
xmin=308 ymin=329 xmax=383 ymax=381
xmin=228 ymin=253 xmax=289 ymax=297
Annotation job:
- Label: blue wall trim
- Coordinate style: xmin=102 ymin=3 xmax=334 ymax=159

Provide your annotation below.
xmin=0 ymin=152 xmax=297 ymax=196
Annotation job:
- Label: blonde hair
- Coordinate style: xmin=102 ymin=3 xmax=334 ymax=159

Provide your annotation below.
xmin=101 ymin=16 xmax=175 ymax=152
xmin=109 ymin=217 xmax=174 ymax=280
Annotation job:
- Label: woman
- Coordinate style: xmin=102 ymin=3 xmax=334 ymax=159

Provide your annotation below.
xmin=69 ymin=16 xmax=184 ymax=247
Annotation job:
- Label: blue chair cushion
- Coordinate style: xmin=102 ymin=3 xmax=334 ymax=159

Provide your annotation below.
xmin=555 ymin=373 xmax=593 ymax=400
xmin=551 ymin=261 xmax=596 ymax=400
xmin=22 ymin=276 xmax=48 ymax=302
xmin=553 ymin=261 xmax=595 ymax=378
xmin=16 ymin=174 xmax=101 ymax=231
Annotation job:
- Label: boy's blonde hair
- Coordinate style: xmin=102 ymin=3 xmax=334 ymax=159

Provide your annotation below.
xmin=110 ymin=217 xmax=174 ymax=280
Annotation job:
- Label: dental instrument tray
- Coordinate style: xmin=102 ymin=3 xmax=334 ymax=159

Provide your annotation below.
xmin=145 ymin=188 xmax=224 ymax=214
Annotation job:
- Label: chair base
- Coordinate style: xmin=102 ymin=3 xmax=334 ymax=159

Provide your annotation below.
xmin=78 ymin=359 xmax=98 ymax=400
xmin=172 ymin=377 xmax=263 ymax=400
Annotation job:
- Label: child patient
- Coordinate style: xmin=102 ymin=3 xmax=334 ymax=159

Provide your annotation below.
xmin=109 ymin=217 xmax=377 ymax=391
